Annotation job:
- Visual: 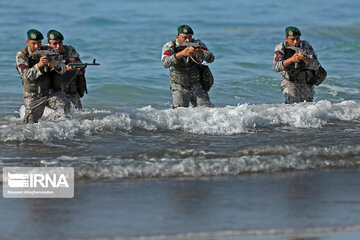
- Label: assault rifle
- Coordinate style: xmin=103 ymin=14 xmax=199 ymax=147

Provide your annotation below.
xmin=29 ymin=50 xmax=59 ymax=72
xmin=68 ymin=59 xmax=100 ymax=69
xmin=287 ymin=46 xmax=312 ymax=68
xmin=29 ymin=49 xmax=59 ymax=58
xmin=287 ymin=46 xmax=312 ymax=57
xmin=175 ymin=41 xmax=202 ymax=50
xmin=175 ymin=42 xmax=203 ymax=64
xmin=66 ymin=59 xmax=100 ymax=87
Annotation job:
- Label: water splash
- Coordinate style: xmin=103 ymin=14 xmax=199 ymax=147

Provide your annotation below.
xmin=0 ymin=100 xmax=359 ymax=142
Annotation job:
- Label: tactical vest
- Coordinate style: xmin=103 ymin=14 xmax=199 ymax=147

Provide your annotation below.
xmin=169 ymin=41 xmax=201 ymax=88
xmin=51 ymin=70 xmax=79 ymax=94
xmin=280 ymin=42 xmax=315 ymax=84
xmin=51 ymin=45 xmax=77 ymax=93
xmin=20 ymin=46 xmax=52 ymax=94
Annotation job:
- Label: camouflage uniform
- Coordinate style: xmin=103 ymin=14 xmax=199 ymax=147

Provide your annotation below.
xmin=51 ymin=45 xmax=87 ymax=110
xmin=162 ymin=39 xmax=215 ymax=108
xmin=16 ymin=45 xmax=70 ymax=123
xmin=273 ymin=40 xmax=326 ymax=104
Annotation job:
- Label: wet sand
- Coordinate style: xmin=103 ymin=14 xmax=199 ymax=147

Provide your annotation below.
xmin=1 ymin=169 xmax=360 ymax=240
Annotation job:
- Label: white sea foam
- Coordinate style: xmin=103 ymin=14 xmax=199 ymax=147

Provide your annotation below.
xmin=1 ymin=100 xmax=359 ymax=142
xmin=77 ymin=145 xmax=360 ymax=179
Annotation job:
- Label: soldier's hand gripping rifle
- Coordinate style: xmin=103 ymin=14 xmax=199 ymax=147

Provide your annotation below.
xmin=175 ymin=42 xmax=202 ymax=64
xmin=287 ymin=46 xmax=326 ymax=85
xmin=66 ymin=59 xmax=100 ymax=87
xmin=287 ymin=46 xmax=312 ymax=69
xmin=29 ymin=50 xmax=59 ymax=72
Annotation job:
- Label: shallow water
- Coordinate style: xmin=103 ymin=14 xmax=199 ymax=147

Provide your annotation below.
xmin=0 ymin=0 xmax=360 ymax=239
xmin=1 ymin=170 xmax=360 ymax=239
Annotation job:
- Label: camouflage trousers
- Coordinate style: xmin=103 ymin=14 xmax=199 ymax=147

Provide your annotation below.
xmin=65 ymin=92 xmax=82 ymax=110
xmin=171 ymin=82 xmax=214 ymax=108
xmin=23 ymin=91 xmax=71 ymax=123
xmin=281 ymin=79 xmax=314 ymax=104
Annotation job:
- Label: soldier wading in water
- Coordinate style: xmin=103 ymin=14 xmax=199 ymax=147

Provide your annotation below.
xmin=273 ymin=26 xmax=327 ymax=104
xmin=162 ymin=25 xmax=215 ymax=108
xmin=16 ymin=29 xmax=70 ymax=123
xmin=47 ymin=29 xmax=87 ymax=110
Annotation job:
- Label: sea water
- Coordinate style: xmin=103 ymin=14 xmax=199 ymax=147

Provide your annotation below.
xmin=0 ymin=0 xmax=359 ymax=239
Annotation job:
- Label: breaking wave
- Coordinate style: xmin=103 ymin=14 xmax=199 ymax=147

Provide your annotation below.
xmin=0 ymin=100 xmax=359 ymax=142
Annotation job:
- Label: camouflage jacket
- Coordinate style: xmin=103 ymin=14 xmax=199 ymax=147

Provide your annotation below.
xmin=16 ymin=45 xmax=66 ymax=93
xmin=58 ymin=44 xmax=81 ymax=63
xmin=273 ymin=40 xmax=321 ymax=72
xmin=50 ymin=44 xmax=87 ymax=96
xmin=161 ymin=39 xmax=214 ymax=87
xmin=273 ymin=40 xmax=322 ymax=84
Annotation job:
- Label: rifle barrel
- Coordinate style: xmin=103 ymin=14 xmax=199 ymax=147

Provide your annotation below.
xmin=68 ymin=59 xmax=100 ymax=68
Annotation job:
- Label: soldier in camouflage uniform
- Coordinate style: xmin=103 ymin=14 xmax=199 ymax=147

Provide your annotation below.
xmin=162 ymin=25 xmax=215 ymax=108
xmin=273 ymin=26 xmax=327 ymax=104
xmin=16 ymin=29 xmax=70 ymax=123
xmin=47 ymin=30 xmax=87 ymax=110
